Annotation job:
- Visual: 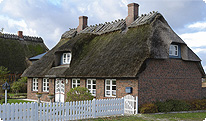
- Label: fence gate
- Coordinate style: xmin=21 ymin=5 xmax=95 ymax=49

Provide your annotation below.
xmin=124 ymin=95 xmax=138 ymax=114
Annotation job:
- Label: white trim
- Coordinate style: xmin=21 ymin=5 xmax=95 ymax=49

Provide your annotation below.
xmin=105 ymin=79 xmax=116 ymax=97
xmin=43 ymin=78 xmax=49 ymax=92
xmin=72 ymin=79 xmax=80 ymax=88
xmin=169 ymin=45 xmax=178 ymax=56
xmin=62 ymin=53 xmax=72 ymax=64
xmin=32 ymin=78 xmax=38 ymax=91
xmin=86 ymin=79 xmax=96 ymax=96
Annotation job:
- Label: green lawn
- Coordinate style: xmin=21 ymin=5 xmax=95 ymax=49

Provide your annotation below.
xmin=8 ymin=93 xmax=27 ymax=97
xmin=0 ymin=99 xmax=32 ymax=104
xmin=83 ymin=112 xmax=206 ymax=121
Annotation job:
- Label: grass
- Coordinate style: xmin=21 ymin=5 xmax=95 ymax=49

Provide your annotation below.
xmin=8 ymin=93 xmax=26 ymax=97
xmin=145 ymin=112 xmax=206 ymax=121
xmin=82 ymin=112 xmax=206 ymax=121
xmin=0 ymin=99 xmax=32 ymax=105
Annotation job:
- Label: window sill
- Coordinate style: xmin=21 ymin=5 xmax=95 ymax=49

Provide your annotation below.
xmin=31 ymin=91 xmax=38 ymax=93
xmin=41 ymin=92 xmax=49 ymax=94
xmin=53 ymin=64 xmax=70 ymax=68
xmin=105 ymin=96 xmax=116 ymax=98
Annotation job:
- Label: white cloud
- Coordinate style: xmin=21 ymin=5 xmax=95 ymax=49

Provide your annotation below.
xmin=188 ymin=22 xmax=206 ymax=30
xmin=192 ymin=48 xmax=206 ymax=53
xmin=0 ymin=0 xmax=3 ymax=4
xmin=180 ymin=31 xmax=206 ymax=47
xmin=204 ymin=0 xmax=206 ymax=3
xmin=203 ymin=66 xmax=206 ymax=71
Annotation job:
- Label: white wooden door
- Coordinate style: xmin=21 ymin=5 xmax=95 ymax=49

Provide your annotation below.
xmin=55 ymin=79 xmax=65 ymax=102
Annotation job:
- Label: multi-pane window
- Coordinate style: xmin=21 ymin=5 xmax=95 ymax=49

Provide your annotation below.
xmin=87 ymin=79 xmax=96 ymax=96
xmin=169 ymin=45 xmax=178 ymax=56
xmin=62 ymin=53 xmax=72 ymax=64
xmin=43 ymin=78 xmax=49 ymax=92
xmin=105 ymin=79 xmax=116 ymax=97
xmin=72 ymin=79 xmax=80 ymax=88
xmin=32 ymin=78 xmax=38 ymax=91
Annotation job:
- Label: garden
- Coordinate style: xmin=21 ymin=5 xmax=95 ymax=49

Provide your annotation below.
xmin=0 ymin=66 xmax=28 ymax=104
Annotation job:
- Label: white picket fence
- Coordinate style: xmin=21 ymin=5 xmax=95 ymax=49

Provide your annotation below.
xmin=0 ymin=98 xmax=125 ymax=121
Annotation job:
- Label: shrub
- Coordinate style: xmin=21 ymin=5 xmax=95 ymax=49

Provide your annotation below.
xmin=140 ymin=103 xmax=158 ymax=114
xmin=48 ymin=93 xmax=54 ymax=96
xmin=155 ymin=99 xmax=190 ymax=112
xmin=66 ymin=87 xmax=94 ymax=102
xmin=155 ymin=101 xmax=173 ymax=112
xmin=189 ymin=99 xmax=206 ymax=110
xmin=11 ymin=77 xmax=27 ymax=93
xmin=0 ymin=66 xmax=10 ymax=93
xmin=0 ymin=99 xmax=5 ymax=103
xmin=171 ymin=100 xmax=190 ymax=111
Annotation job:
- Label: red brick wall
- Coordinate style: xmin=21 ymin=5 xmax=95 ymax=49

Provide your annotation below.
xmin=202 ymin=87 xmax=206 ymax=98
xmin=138 ymin=59 xmax=202 ymax=105
xmin=27 ymin=78 xmax=54 ymax=102
xmin=28 ymin=78 xmax=139 ymax=102
xmin=65 ymin=79 xmax=71 ymax=102
xmin=96 ymin=79 xmax=138 ymax=99
xmin=96 ymin=79 xmax=105 ymax=98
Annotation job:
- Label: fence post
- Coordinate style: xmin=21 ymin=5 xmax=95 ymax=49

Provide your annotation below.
xmin=36 ymin=102 xmax=39 ymax=121
xmin=92 ymin=99 xmax=96 ymax=118
xmin=136 ymin=96 xmax=138 ymax=114
xmin=122 ymin=97 xmax=124 ymax=115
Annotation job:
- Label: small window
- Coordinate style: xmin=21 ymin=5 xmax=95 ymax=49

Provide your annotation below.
xmin=32 ymin=78 xmax=38 ymax=91
xmin=87 ymin=79 xmax=96 ymax=96
xmin=105 ymin=79 xmax=116 ymax=97
xmin=43 ymin=78 xmax=49 ymax=92
xmin=72 ymin=79 xmax=80 ymax=88
xmin=62 ymin=53 xmax=72 ymax=64
xmin=169 ymin=45 xmax=178 ymax=56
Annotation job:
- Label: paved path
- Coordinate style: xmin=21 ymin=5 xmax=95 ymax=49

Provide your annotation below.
xmin=18 ymin=98 xmax=49 ymax=103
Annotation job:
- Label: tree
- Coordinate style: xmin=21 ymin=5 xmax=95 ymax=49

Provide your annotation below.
xmin=66 ymin=87 xmax=94 ymax=102
xmin=11 ymin=77 xmax=27 ymax=93
xmin=0 ymin=66 xmax=10 ymax=82
xmin=0 ymin=66 xmax=10 ymax=93
xmin=0 ymin=28 xmax=3 ymax=32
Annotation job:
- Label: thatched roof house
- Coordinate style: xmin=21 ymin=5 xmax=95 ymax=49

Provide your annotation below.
xmin=23 ymin=3 xmax=205 ymax=105
xmin=0 ymin=31 xmax=48 ymax=81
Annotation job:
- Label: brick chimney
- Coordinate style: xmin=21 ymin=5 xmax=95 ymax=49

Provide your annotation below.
xmin=77 ymin=16 xmax=88 ymax=32
xmin=18 ymin=31 xmax=23 ymax=38
xmin=126 ymin=3 xmax=139 ymax=26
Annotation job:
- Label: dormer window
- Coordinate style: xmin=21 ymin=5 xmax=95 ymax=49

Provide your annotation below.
xmin=169 ymin=45 xmax=178 ymax=56
xmin=62 ymin=53 xmax=71 ymax=64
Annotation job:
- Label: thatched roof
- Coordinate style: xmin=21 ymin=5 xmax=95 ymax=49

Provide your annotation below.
xmin=22 ymin=12 xmax=204 ymax=78
xmin=0 ymin=33 xmax=48 ymax=74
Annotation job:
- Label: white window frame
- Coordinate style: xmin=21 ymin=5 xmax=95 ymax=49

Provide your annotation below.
xmin=43 ymin=78 xmax=49 ymax=92
xmin=105 ymin=79 xmax=116 ymax=97
xmin=32 ymin=78 xmax=38 ymax=91
xmin=169 ymin=45 xmax=178 ymax=56
xmin=87 ymin=79 xmax=96 ymax=96
xmin=72 ymin=79 xmax=80 ymax=88
xmin=62 ymin=53 xmax=72 ymax=64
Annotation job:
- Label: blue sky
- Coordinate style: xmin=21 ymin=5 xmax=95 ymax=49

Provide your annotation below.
xmin=0 ymin=0 xmax=206 ymax=70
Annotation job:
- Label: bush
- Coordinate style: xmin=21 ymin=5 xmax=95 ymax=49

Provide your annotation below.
xmin=189 ymin=99 xmax=206 ymax=110
xmin=66 ymin=87 xmax=94 ymax=102
xmin=0 ymin=99 xmax=5 ymax=103
xmin=14 ymin=93 xmax=27 ymax=97
xmin=155 ymin=99 xmax=190 ymax=112
xmin=0 ymin=66 xmax=10 ymax=93
xmin=140 ymin=103 xmax=158 ymax=114
xmin=11 ymin=77 xmax=27 ymax=93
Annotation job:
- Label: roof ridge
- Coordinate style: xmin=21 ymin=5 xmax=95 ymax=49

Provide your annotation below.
xmin=129 ymin=11 xmax=159 ymax=28
xmin=61 ymin=11 xmax=159 ymax=39
xmin=0 ymin=33 xmax=43 ymax=43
